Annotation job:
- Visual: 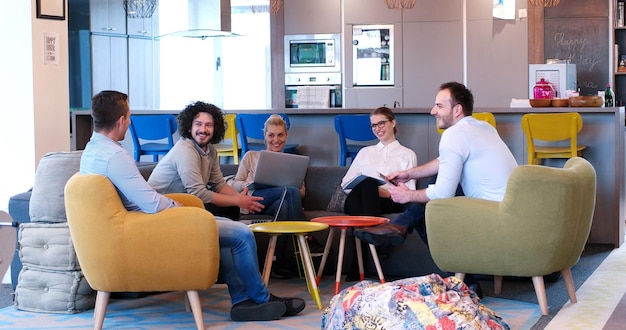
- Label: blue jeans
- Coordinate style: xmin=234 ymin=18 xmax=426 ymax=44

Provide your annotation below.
xmin=252 ymin=186 xmax=304 ymax=220
xmin=392 ymin=177 xmax=464 ymax=245
xmin=214 ymin=216 xmax=270 ymax=305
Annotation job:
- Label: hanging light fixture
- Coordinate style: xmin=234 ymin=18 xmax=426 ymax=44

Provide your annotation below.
xmin=529 ymin=0 xmax=561 ymax=7
xmin=123 ymin=0 xmax=158 ymax=18
xmin=385 ymin=0 xmax=417 ymax=9
xmin=249 ymin=0 xmax=282 ymax=14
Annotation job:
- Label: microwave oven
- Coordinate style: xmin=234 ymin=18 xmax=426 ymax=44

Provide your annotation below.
xmin=284 ymin=34 xmax=341 ymax=73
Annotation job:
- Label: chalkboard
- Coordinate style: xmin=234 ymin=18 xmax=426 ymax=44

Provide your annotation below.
xmin=544 ymin=18 xmax=609 ymax=96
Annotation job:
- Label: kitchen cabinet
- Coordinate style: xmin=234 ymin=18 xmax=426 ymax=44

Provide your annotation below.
xmin=284 ymin=0 xmax=341 ymax=34
xmin=127 ymin=9 xmax=159 ymax=38
xmin=402 ymin=21 xmax=463 ymax=108
xmin=91 ymin=35 xmax=129 ymax=95
xmin=128 ymin=37 xmax=156 ymax=109
xmin=343 ymin=0 xmax=400 ymax=25
xmin=90 ymin=0 xmax=127 ymax=35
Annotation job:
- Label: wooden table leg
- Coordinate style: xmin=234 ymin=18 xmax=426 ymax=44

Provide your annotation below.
xmin=261 ymin=235 xmax=278 ymax=285
xmin=316 ymin=227 xmax=336 ymax=285
xmin=334 ymin=228 xmax=347 ymax=295
xmin=296 ymin=234 xmax=323 ymax=310
xmin=368 ymin=243 xmax=385 ymax=284
xmin=354 ymin=236 xmax=364 ymax=281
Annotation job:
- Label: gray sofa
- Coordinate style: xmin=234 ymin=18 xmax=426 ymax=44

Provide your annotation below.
xmin=9 ymin=162 xmax=443 ymax=290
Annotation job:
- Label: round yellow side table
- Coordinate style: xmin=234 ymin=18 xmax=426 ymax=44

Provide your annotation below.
xmin=248 ymin=221 xmax=329 ymax=310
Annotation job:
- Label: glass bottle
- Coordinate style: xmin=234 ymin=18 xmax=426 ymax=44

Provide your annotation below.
xmin=605 ymin=84 xmax=614 ymax=107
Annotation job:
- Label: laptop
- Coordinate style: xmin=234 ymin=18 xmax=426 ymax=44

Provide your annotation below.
xmin=238 ymin=187 xmax=288 ymax=225
xmin=245 ymin=151 xmax=310 ymax=191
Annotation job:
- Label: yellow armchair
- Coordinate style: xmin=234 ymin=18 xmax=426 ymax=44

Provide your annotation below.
xmin=425 ymin=157 xmax=596 ymax=315
xmin=64 ymin=174 xmax=220 ymax=330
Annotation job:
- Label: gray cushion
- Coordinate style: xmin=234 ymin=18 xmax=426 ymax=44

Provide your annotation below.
xmin=18 ymin=223 xmax=80 ymax=271
xmin=326 ymin=183 xmax=347 ymax=213
xmin=14 ymin=266 xmax=94 ymax=314
xmin=29 ymin=151 xmax=82 ymax=223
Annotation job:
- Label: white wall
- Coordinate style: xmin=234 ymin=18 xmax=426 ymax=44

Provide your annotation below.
xmin=0 ymin=0 xmax=70 ymax=213
xmin=0 ymin=0 xmax=70 ymax=283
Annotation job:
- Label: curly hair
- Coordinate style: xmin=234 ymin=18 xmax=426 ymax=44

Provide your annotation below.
xmin=176 ymin=101 xmax=226 ymax=144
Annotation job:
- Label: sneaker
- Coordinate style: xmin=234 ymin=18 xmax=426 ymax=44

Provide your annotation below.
xmin=230 ymin=299 xmax=286 ymax=321
xmin=270 ymin=294 xmax=306 ymax=316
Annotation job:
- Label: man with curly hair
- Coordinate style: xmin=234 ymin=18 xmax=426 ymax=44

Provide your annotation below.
xmin=147 ymin=101 xmax=306 ymax=321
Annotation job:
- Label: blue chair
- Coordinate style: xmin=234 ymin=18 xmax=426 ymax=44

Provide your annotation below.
xmin=235 ymin=113 xmax=298 ymax=155
xmin=129 ymin=115 xmax=177 ymax=162
xmin=334 ymin=114 xmax=377 ymax=166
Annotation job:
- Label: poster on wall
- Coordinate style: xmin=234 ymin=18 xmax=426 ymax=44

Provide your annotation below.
xmin=493 ymin=0 xmax=516 ymax=20
xmin=44 ymin=32 xmax=60 ymax=66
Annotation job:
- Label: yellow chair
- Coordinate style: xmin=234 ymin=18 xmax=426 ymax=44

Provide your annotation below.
xmin=437 ymin=112 xmax=496 ymax=134
xmin=425 ymin=157 xmax=596 ymax=315
xmin=215 ymin=114 xmax=240 ymax=164
xmin=521 ymin=112 xmax=586 ymax=165
xmin=64 ymin=174 xmax=220 ymax=330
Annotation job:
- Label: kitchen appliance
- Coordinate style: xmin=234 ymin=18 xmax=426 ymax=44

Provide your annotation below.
xmin=284 ymin=34 xmax=341 ymax=73
xmin=284 ymin=34 xmax=342 ymax=108
xmin=352 ymin=24 xmax=394 ymax=86
xmin=528 ymin=63 xmax=577 ymax=99
xmin=285 ymin=72 xmax=342 ymax=108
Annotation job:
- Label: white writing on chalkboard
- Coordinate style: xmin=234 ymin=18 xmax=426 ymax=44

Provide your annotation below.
xmin=553 ymin=32 xmax=600 ymax=72
xmin=545 ymin=17 xmax=608 ymax=96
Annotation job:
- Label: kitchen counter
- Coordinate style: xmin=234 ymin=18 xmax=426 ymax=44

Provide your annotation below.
xmin=71 ymin=107 xmax=625 ymax=247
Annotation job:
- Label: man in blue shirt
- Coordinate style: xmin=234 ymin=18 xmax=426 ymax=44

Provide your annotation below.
xmin=80 ymin=90 xmax=305 ymax=321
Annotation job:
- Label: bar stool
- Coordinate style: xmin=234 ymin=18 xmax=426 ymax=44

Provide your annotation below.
xmin=311 ymin=216 xmax=388 ymax=295
xmin=521 ymin=112 xmax=586 ymax=165
xmin=248 ymin=221 xmax=329 ymax=309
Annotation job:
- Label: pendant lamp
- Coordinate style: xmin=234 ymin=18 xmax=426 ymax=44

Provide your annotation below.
xmin=529 ymin=0 xmax=561 ymax=7
xmin=123 ymin=0 xmax=158 ymax=18
xmin=385 ymin=0 xmax=417 ymax=9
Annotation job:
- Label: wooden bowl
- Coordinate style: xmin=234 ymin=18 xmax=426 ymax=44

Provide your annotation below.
xmin=529 ymin=99 xmax=552 ymax=107
xmin=569 ymin=96 xmax=603 ymax=107
xmin=551 ymin=98 xmax=569 ymax=107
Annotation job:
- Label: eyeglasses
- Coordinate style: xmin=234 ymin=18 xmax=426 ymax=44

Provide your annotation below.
xmin=370 ymin=120 xmax=390 ymax=129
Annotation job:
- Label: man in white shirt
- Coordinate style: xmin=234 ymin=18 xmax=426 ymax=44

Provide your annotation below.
xmin=354 ymin=82 xmax=518 ymax=247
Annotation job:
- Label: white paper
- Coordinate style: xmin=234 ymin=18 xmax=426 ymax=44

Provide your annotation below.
xmin=43 ymin=32 xmax=60 ymax=66
xmin=493 ymin=0 xmax=516 ymax=20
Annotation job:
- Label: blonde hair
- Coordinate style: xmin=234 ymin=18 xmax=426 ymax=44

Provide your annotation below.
xmin=264 ymin=114 xmax=287 ymax=135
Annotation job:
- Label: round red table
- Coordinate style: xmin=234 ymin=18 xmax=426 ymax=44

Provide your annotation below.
xmin=310 ymin=215 xmax=389 ymax=295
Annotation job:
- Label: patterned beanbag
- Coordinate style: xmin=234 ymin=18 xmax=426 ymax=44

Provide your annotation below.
xmin=322 ymin=273 xmax=510 ymax=330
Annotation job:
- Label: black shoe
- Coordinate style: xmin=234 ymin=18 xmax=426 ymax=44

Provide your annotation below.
xmin=270 ymin=294 xmax=306 ymax=316
xmin=270 ymin=267 xmax=294 ymax=280
xmin=353 ymin=223 xmax=408 ymax=247
xmin=230 ymin=299 xmax=286 ymax=321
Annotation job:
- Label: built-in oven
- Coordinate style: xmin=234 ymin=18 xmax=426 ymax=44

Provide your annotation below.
xmin=284 ymin=34 xmax=341 ymax=73
xmin=285 ymin=72 xmax=342 ymax=108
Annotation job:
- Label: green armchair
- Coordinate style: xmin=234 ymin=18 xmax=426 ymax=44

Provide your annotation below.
xmin=425 ymin=157 xmax=596 ymax=315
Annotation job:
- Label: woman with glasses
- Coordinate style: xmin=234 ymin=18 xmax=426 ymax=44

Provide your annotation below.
xmin=340 ymin=107 xmax=417 ymax=216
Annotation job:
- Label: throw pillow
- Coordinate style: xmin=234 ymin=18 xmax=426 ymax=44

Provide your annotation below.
xmin=326 ymin=183 xmax=347 ymax=213
xmin=29 ymin=151 xmax=83 ymax=223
